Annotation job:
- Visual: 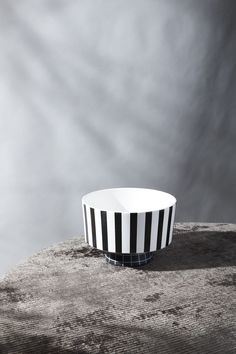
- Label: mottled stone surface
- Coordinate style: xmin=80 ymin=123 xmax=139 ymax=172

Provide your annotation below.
xmin=0 ymin=223 xmax=236 ymax=353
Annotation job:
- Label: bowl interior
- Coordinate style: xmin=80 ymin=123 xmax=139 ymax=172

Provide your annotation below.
xmin=82 ymin=188 xmax=176 ymax=213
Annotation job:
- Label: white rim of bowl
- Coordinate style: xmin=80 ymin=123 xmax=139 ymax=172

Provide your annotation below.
xmin=82 ymin=187 xmax=177 ymax=214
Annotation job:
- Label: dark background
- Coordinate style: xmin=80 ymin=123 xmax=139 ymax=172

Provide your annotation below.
xmin=0 ymin=0 xmax=236 ymax=274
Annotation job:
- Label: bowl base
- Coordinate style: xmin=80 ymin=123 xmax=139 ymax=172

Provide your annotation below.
xmin=105 ymin=252 xmax=153 ymax=267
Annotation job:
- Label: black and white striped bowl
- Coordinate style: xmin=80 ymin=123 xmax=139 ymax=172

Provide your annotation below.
xmin=82 ymin=188 xmax=176 ymax=267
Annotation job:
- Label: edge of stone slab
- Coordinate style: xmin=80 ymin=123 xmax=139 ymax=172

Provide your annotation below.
xmin=1 ymin=223 xmax=236 ymax=280
xmin=174 ymin=222 xmax=236 ymax=233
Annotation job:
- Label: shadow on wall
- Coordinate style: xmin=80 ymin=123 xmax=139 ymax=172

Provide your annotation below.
xmin=0 ymin=0 xmax=236 ymax=275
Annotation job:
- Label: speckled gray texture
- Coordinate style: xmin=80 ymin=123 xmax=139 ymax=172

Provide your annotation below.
xmin=0 ymin=223 xmax=235 ymax=354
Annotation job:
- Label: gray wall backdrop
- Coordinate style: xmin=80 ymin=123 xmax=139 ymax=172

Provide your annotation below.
xmin=0 ymin=0 xmax=236 ymax=274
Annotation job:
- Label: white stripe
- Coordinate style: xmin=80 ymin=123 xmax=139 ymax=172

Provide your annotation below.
xmin=107 ymin=212 xmax=115 ymax=252
xmin=169 ymin=204 xmax=176 ymax=244
xmin=150 ymin=211 xmax=159 ymax=251
xmin=95 ymin=209 xmax=103 ymax=250
xmin=86 ymin=206 xmax=93 ymax=246
xmin=161 ymin=208 xmax=169 ymax=249
xmin=82 ymin=204 xmax=87 ymax=242
xmin=122 ymin=213 xmax=130 ymax=253
xmin=136 ymin=213 xmax=146 ymax=253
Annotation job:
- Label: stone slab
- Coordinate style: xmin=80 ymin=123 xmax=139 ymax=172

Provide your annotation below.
xmin=0 ymin=223 xmax=235 ymax=353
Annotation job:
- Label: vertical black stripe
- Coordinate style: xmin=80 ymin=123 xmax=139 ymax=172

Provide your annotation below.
xmin=144 ymin=212 xmax=152 ymax=252
xmin=166 ymin=206 xmax=173 ymax=246
xmin=115 ymin=213 xmax=122 ymax=253
xmin=101 ymin=211 xmax=108 ymax=251
xmin=83 ymin=204 xmax=88 ymax=243
xmin=157 ymin=209 xmax=164 ymax=250
xmin=90 ymin=208 xmax=97 ymax=248
xmin=130 ymin=213 xmax=137 ymax=253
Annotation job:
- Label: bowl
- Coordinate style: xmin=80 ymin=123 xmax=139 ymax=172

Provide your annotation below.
xmin=82 ymin=188 xmax=176 ymax=266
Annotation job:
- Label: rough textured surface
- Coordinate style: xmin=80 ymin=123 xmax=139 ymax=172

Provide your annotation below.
xmin=0 ymin=223 xmax=236 ymax=354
